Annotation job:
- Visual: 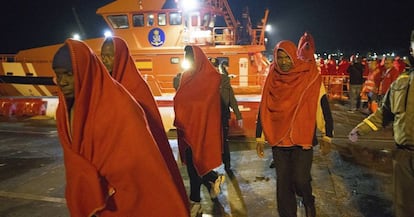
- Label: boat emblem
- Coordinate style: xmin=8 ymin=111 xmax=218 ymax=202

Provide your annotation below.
xmin=148 ymin=28 xmax=165 ymax=47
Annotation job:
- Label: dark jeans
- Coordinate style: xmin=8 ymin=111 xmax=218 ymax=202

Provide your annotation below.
xmin=222 ymin=124 xmax=230 ymax=169
xmin=393 ymin=149 xmax=414 ymax=217
xmin=349 ymin=84 xmax=362 ymax=110
xmin=273 ymin=146 xmax=314 ymax=217
xmin=185 ymin=148 xmax=218 ymax=202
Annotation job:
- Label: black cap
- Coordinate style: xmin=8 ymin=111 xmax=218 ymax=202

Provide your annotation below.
xmin=209 ymin=57 xmax=219 ymax=67
xmin=52 ymin=44 xmax=72 ymax=71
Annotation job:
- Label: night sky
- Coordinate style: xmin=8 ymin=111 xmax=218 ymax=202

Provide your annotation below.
xmin=1 ymin=0 xmax=413 ymax=57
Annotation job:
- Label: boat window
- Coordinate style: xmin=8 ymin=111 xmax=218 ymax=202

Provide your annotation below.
xmin=169 ymin=12 xmax=182 ymax=25
xmin=191 ymin=15 xmax=198 ymax=27
xmin=147 ymin=14 xmax=155 ymax=26
xmin=158 ymin=13 xmax=167 ymax=26
xmin=108 ymin=15 xmax=129 ymax=29
xmin=202 ymin=14 xmax=210 ymax=27
xmin=170 ymin=57 xmax=180 ymax=64
xmin=217 ymin=57 xmax=229 ymax=65
xmin=209 ymin=15 xmax=216 ymax=28
xmin=133 ymin=14 xmax=145 ymax=27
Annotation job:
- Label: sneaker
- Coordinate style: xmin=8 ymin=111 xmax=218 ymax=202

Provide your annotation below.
xmin=190 ymin=201 xmax=203 ymax=217
xmin=210 ymin=174 xmax=225 ymax=199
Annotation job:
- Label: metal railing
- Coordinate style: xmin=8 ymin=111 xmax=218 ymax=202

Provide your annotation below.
xmin=0 ymin=54 xmax=16 ymax=62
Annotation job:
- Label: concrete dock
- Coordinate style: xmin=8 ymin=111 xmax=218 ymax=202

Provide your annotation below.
xmin=0 ymin=101 xmax=396 ymax=216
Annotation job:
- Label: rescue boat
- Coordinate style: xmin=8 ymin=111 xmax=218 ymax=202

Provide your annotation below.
xmin=0 ymin=0 xmax=270 ymax=137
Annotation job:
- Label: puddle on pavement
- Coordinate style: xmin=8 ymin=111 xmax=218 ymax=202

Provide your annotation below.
xmin=0 ymin=157 xmax=55 ymax=180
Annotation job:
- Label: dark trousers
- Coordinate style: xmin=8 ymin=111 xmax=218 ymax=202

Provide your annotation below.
xmin=222 ymin=124 xmax=230 ymax=169
xmin=273 ymin=146 xmax=314 ymax=217
xmin=185 ymin=148 xmax=218 ymax=202
xmin=349 ymin=84 xmax=362 ymax=110
xmin=393 ymin=149 xmax=414 ymax=217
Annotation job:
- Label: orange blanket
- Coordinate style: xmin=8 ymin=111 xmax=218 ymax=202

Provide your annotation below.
xmin=108 ymin=36 xmax=188 ymax=208
xmin=260 ymin=40 xmax=321 ymax=148
xmin=174 ymin=45 xmax=222 ymax=176
xmin=55 ymin=39 xmax=188 ymax=216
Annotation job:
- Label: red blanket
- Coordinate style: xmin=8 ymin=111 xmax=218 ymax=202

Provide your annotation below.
xmin=108 ymin=36 xmax=188 ymax=208
xmin=260 ymin=40 xmax=321 ymax=148
xmin=55 ymin=39 xmax=189 ymax=216
xmin=174 ymin=45 xmax=222 ymax=176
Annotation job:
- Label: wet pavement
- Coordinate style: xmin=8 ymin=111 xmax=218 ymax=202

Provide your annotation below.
xmin=0 ymin=101 xmax=396 ymax=217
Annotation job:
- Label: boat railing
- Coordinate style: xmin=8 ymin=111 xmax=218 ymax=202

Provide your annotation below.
xmin=213 ymin=27 xmax=235 ymax=45
xmin=144 ymin=72 xmax=355 ymax=99
xmin=0 ymin=54 xmax=16 ymax=62
xmin=250 ymin=9 xmax=269 ymax=46
xmin=145 ymin=73 xmax=266 ymax=95
xmin=322 ymin=75 xmax=350 ymax=100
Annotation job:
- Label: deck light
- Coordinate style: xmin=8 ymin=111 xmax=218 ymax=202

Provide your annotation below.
xmin=72 ymin=33 xmax=81 ymax=40
xmin=265 ymin=24 xmax=272 ymax=32
xmin=180 ymin=0 xmax=198 ymax=11
xmin=181 ymin=59 xmax=191 ymax=70
xmin=104 ymin=30 xmax=113 ymax=38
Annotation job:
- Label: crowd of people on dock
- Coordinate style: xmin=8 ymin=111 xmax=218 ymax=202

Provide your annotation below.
xmin=317 ymin=50 xmax=409 ymax=114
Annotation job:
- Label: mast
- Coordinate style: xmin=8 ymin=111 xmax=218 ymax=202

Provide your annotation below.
xmin=72 ymin=7 xmax=87 ymax=39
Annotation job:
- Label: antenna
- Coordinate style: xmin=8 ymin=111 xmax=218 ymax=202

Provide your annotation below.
xmin=72 ymin=7 xmax=87 ymax=39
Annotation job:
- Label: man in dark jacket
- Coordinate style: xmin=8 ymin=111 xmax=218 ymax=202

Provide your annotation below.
xmin=218 ymin=60 xmax=243 ymax=171
xmin=347 ymin=55 xmax=365 ymax=111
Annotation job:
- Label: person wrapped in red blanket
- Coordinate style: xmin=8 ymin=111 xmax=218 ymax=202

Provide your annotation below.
xmin=53 ymin=39 xmax=189 ymax=217
xmin=100 ymin=36 xmax=189 ymax=209
xmin=257 ymin=32 xmax=333 ymax=217
xmin=174 ymin=45 xmax=224 ymax=216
